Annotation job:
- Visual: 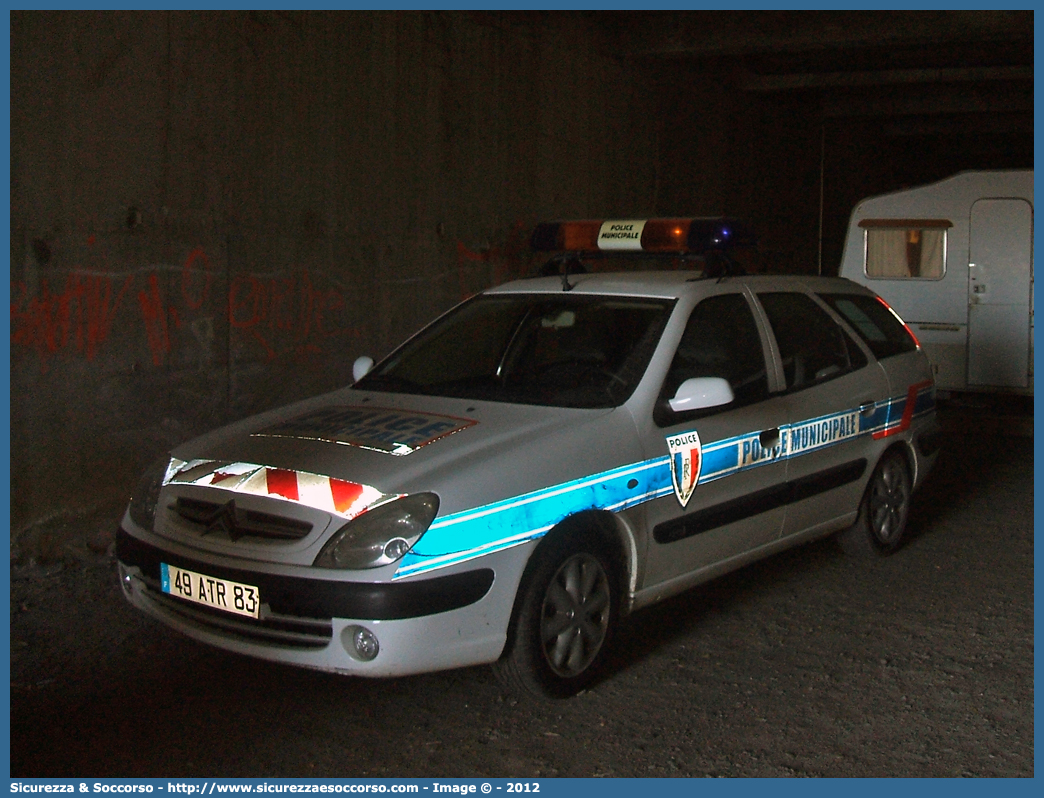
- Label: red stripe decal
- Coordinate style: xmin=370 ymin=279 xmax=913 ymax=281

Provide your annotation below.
xmin=873 ymin=380 xmax=933 ymax=440
xmin=330 ymin=478 xmax=365 ymax=514
xmin=265 ymin=469 xmax=300 ymax=501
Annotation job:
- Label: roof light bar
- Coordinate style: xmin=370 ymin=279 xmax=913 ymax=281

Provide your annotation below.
xmin=531 ymin=217 xmax=754 ymax=254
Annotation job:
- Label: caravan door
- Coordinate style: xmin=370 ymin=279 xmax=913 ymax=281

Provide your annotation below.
xmin=967 ymin=199 xmax=1033 ymax=389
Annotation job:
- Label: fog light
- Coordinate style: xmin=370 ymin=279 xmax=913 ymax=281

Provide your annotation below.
xmin=354 ymin=628 xmax=379 ymax=660
xmin=118 ymin=564 xmax=133 ymax=594
xmin=342 ymin=625 xmax=380 ymax=662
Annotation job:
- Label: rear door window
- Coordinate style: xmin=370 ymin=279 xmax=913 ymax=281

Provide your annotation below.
xmin=757 ymin=292 xmax=868 ymax=391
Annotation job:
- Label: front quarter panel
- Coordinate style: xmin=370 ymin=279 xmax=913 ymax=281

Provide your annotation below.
xmin=396 ymin=406 xmax=647 ymax=580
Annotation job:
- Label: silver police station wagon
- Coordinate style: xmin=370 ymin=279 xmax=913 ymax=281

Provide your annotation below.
xmin=117 ymin=218 xmax=941 ymax=698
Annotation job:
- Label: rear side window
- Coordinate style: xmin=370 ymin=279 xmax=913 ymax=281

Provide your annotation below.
xmin=758 ymin=292 xmax=868 ymax=391
xmin=818 ymin=293 xmax=918 ymax=360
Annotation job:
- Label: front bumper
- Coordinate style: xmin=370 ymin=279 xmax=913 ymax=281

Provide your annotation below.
xmin=116 ymin=527 xmax=528 ymax=677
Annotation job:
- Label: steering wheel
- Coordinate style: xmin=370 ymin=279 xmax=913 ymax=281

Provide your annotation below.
xmin=535 ymin=355 xmax=628 ymax=388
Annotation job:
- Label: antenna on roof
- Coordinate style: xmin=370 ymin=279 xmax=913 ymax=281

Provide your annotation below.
xmin=538 ymin=254 xmax=586 ymax=289
xmin=561 ymin=258 xmax=577 ymax=291
xmin=703 ymin=250 xmax=747 ymax=282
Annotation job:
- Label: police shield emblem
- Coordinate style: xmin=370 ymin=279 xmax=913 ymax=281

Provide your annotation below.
xmin=666 ymin=429 xmax=702 ymax=507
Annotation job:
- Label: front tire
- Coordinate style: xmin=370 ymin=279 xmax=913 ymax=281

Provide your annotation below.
xmin=838 ymin=449 xmax=912 ymax=556
xmin=494 ymin=531 xmax=619 ymax=699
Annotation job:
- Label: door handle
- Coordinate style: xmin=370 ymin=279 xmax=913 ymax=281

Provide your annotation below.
xmin=859 ymin=401 xmax=876 ymax=417
xmin=759 ymin=428 xmax=780 ymax=449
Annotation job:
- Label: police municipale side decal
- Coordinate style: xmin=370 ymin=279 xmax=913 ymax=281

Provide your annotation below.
xmin=396 ymin=383 xmax=934 ymax=578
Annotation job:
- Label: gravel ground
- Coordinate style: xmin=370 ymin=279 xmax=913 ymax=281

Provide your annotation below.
xmin=8 ymin=418 xmax=1034 ymax=778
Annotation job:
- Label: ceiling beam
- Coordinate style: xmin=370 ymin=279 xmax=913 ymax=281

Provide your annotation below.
xmin=878 ymin=114 xmax=1034 ymax=137
xmin=623 ymin=10 xmax=1033 ymax=58
xmin=822 ymin=84 xmax=1033 ymax=118
xmin=740 ymin=65 xmax=1033 ymax=92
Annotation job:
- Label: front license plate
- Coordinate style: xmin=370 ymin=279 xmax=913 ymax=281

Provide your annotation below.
xmin=161 ymin=563 xmax=261 ymax=619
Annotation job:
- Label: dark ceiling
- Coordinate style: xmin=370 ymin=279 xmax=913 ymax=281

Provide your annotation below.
xmin=592 ymin=10 xmax=1033 ymax=272
xmin=618 ymin=10 xmax=1033 ymax=138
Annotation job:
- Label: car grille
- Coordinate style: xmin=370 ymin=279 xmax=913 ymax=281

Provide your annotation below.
xmin=172 ymin=497 xmax=313 ymax=542
xmin=137 ymin=573 xmax=333 ymax=649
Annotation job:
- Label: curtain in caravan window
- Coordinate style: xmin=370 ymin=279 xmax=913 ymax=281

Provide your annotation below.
xmin=865 ymin=229 xmax=910 ymax=277
xmin=917 ymin=229 xmax=944 ymax=277
xmin=863 ymin=222 xmax=948 ymax=279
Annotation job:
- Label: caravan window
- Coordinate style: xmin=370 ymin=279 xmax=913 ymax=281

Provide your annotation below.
xmin=860 ymin=219 xmax=951 ymax=280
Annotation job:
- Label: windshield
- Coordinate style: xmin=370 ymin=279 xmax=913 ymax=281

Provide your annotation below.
xmin=356 ymin=294 xmax=675 ymax=408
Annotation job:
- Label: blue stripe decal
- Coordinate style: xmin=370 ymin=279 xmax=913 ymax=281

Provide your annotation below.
xmin=394 ymin=384 xmax=934 ymax=579
xmin=914 ymin=388 xmax=935 ymax=416
xmin=399 ymin=459 xmax=671 ymax=577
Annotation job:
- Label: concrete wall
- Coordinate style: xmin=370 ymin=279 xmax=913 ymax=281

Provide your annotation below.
xmin=651 ymin=59 xmax=829 ymax=276
xmin=10 ymin=11 xmax=658 ymax=532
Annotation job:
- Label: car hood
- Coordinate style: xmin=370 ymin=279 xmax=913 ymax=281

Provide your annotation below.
xmin=170 ymin=386 xmax=647 ymax=521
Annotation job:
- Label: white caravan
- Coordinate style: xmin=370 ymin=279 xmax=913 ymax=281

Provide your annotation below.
xmin=838 ymin=170 xmax=1033 ymax=395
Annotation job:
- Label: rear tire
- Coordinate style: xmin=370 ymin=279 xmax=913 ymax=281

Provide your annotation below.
xmin=838 ymin=449 xmax=912 ymax=557
xmin=494 ymin=530 xmax=619 ymax=699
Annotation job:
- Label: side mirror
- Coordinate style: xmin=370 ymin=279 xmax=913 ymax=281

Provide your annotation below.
xmin=353 ymin=356 xmax=374 ymax=382
xmin=668 ymin=377 xmax=734 ymax=413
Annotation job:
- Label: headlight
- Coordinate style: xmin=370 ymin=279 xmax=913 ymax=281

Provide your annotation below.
xmin=313 ymin=493 xmax=439 ymax=570
xmin=128 ymin=455 xmax=173 ymax=530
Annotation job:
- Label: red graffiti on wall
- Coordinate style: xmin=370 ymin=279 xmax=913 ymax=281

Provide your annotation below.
xmin=10 ymin=272 xmax=133 ymax=372
xmin=136 ymin=246 xmax=216 ymax=365
xmin=228 ymin=270 xmax=350 ymax=360
xmin=137 ymin=273 xmax=171 ymax=366
xmin=11 ymin=245 xmax=359 ymax=371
